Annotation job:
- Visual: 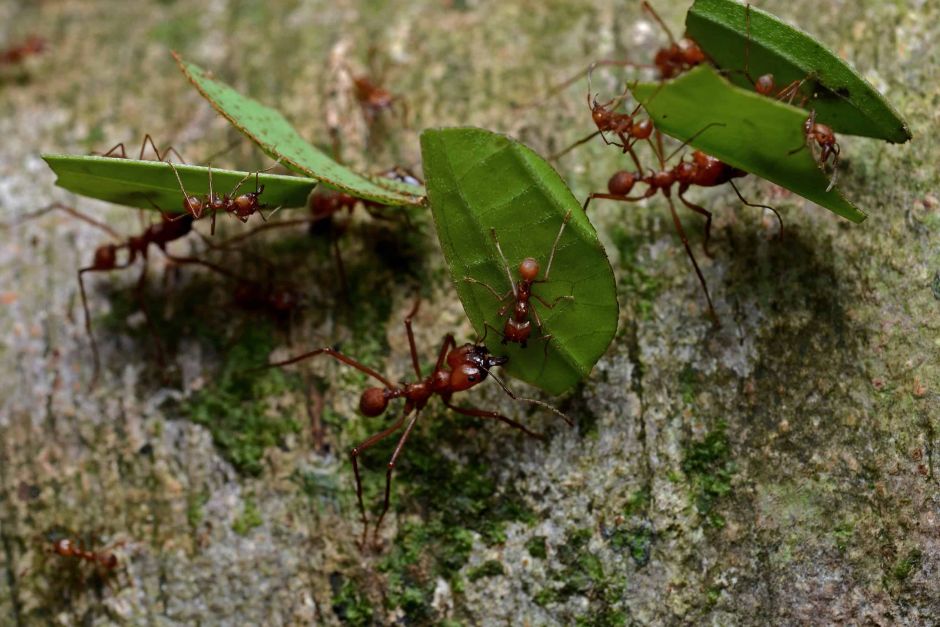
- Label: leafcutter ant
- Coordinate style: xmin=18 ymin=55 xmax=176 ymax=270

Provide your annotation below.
xmin=260 ymin=299 xmax=570 ymax=548
xmin=0 ymin=34 xmax=45 ymax=66
xmin=583 ymin=130 xmax=781 ymax=325
xmin=169 ymin=162 xmax=276 ymax=235
xmin=463 ymin=211 xmax=575 ymax=351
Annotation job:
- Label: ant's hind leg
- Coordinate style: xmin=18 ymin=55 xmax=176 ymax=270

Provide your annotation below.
xmin=678 ymin=192 xmax=714 ymax=258
xmin=349 ymin=414 xmax=407 ymax=548
xmin=443 ymin=399 xmax=545 ymax=440
xmin=371 ymin=411 xmax=421 ymax=546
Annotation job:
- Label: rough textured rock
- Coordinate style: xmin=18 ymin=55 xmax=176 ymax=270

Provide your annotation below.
xmin=0 ymin=0 xmax=936 ymax=625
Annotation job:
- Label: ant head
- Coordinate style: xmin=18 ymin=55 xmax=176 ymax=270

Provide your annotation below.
xmin=607 ymin=171 xmax=636 ymax=196
xmin=447 ymin=344 xmax=507 ymax=392
xmin=755 ymin=74 xmax=775 ymax=96
xmin=183 ymin=195 xmax=203 ymax=217
xmin=675 ymin=161 xmax=696 ymax=184
xmin=232 ymin=194 xmax=256 ymax=218
xmin=677 ymin=38 xmax=705 ymax=65
xmin=359 ymin=387 xmax=389 ymax=417
xmin=518 ymin=257 xmax=540 ymax=281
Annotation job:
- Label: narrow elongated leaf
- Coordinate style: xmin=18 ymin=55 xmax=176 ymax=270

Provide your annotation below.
xmin=173 ymin=52 xmax=425 ymax=207
xmin=686 ymin=0 xmax=911 ymax=143
xmin=421 ymin=127 xmax=618 ymax=395
xmin=43 ymin=154 xmax=316 ymax=211
xmin=631 ymin=66 xmax=865 ymax=222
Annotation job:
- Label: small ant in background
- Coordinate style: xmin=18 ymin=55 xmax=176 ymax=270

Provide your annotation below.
xmin=0 ymin=34 xmax=45 ymax=66
xmin=50 ymin=537 xmax=123 ymax=572
xmin=260 ymin=299 xmax=570 ymax=548
xmin=464 ymin=212 xmax=574 ymax=351
xmin=583 ymin=131 xmax=781 ymax=325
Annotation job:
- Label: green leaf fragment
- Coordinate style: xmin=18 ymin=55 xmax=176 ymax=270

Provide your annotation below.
xmin=686 ymin=0 xmax=910 ymax=143
xmin=421 ymin=127 xmax=618 ymax=395
xmin=630 ymin=66 xmax=865 ymax=223
xmin=42 ymin=154 xmax=317 ymax=212
xmin=173 ymin=52 xmax=425 ymax=207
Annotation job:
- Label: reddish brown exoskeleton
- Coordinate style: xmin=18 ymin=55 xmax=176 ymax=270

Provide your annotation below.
xmin=584 ymin=141 xmax=781 ymax=324
xmin=0 ymin=35 xmax=45 ymax=66
xmin=261 ymin=300 xmax=569 ymax=548
xmin=463 ymin=212 xmax=574 ymax=350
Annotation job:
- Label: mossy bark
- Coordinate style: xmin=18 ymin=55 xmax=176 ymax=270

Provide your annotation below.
xmin=0 ymin=0 xmax=936 ymax=624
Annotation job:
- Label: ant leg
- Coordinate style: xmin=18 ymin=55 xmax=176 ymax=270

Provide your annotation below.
xmin=825 ymin=144 xmax=840 ymax=192
xmin=519 ymin=58 xmax=653 ymax=111
xmin=403 ymin=298 xmax=423 ymax=379
xmin=160 ymin=250 xmax=247 ymax=282
xmin=662 ymin=122 xmax=727 ymax=163
xmin=203 ymin=218 xmax=315 ymax=250
xmin=133 ymin=262 xmax=169 ymax=372
xmin=100 ymin=143 xmax=128 ymax=159
xmin=665 ymin=195 xmax=719 ymax=325
xmin=139 ymin=134 xmax=162 ymax=161
xmin=78 ymin=267 xmax=103 ymax=386
xmin=262 ymin=347 xmax=395 ymax=388
xmin=372 ymin=411 xmax=422 ymax=545
xmin=461 ymin=276 xmax=513 ymax=303
xmin=168 ymin=162 xmax=202 ymax=219
xmin=490 ymin=228 xmax=519 ymax=298
xmin=541 ymin=210 xmax=572 ymax=280
xmin=349 ymin=413 xmax=408 ymax=547
xmin=550 ymin=130 xmax=603 ymax=161
xmin=728 ymin=179 xmax=784 ymax=239
xmin=9 ymin=203 xmax=122 ymax=239
xmin=581 ymin=190 xmax=652 ymax=213
xmin=532 ymin=293 xmax=574 ymax=309
xmin=641 ymin=0 xmax=677 ymax=45
xmin=333 ymin=238 xmax=350 ymax=306
xmin=443 ymin=398 xmax=547 ymax=439
xmin=677 ymin=191 xmax=714 ymax=258
xmin=433 ymin=333 xmax=457 ymax=371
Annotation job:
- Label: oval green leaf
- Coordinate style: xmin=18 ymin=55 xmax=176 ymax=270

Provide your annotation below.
xmin=421 ymin=127 xmax=618 ymax=395
xmin=686 ymin=0 xmax=911 ymax=143
xmin=173 ymin=52 xmax=425 ymax=207
xmin=631 ymin=65 xmax=865 ymax=223
xmin=42 ymin=154 xmax=316 ymax=212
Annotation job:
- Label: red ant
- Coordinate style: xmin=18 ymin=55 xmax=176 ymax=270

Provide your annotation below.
xmin=261 ymin=299 xmax=570 ymax=547
xmin=583 ymin=132 xmax=781 ymax=324
xmin=463 ymin=212 xmax=574 ymax=350
xmin=0 ymin=34 xmax=45 ymax=66
xmin=76 ymin=212 xmax=196 ymax=384
xmin=50 ymin=537 xmax=122 ymax=571
xmin=353 ymin=75 xmax=405 ymax=121
xmin=169 ymin=163 xmax=275 ymax=235
xmin=740 ymin=4 xmax=841 ymax=189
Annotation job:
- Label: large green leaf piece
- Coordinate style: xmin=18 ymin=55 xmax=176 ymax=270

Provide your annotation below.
xmin=421 ymin=127 xmax=618 ymax=395
xmin=43 ymin=154 xmax=316 ymax=212
xmin=686 ymin=0 xmax=911 ymax=143
xmin=631 ymin=66 xmax=865 ymax=222
xmin=173 ymin=53 xmax=425 ymax=207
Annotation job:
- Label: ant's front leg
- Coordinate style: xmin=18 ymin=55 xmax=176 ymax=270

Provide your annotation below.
xmin=442 ymin=399 xmax=545 ymax=440
xmin=462 ymin=276 xmax=513 ymax=304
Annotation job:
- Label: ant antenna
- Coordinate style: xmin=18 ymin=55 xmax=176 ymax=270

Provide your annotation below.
xmin=541 ymin=210 xmax=572 ymax=281
xmin=490 ymin=228 xmax=519 ymax=298
xmin=663 ymin=122 xmax=727 ymax=163
xmin=483 ymin=367 xmax=573 ymax=427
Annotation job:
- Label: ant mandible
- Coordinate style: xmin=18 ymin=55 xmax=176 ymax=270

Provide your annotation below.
xmin=261 ymin=299 xmax=570 ymax=548
xmin=583 ymin=133 xmax=781 ymax=325
xmin=463 ymin=211 xmax=574 ymax=350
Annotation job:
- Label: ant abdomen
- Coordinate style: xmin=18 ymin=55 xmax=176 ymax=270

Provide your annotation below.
xmin=360 ymin=387 xmax=389 ymax=417
xmin=608 ymin=171 xmax=637 ymax=196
